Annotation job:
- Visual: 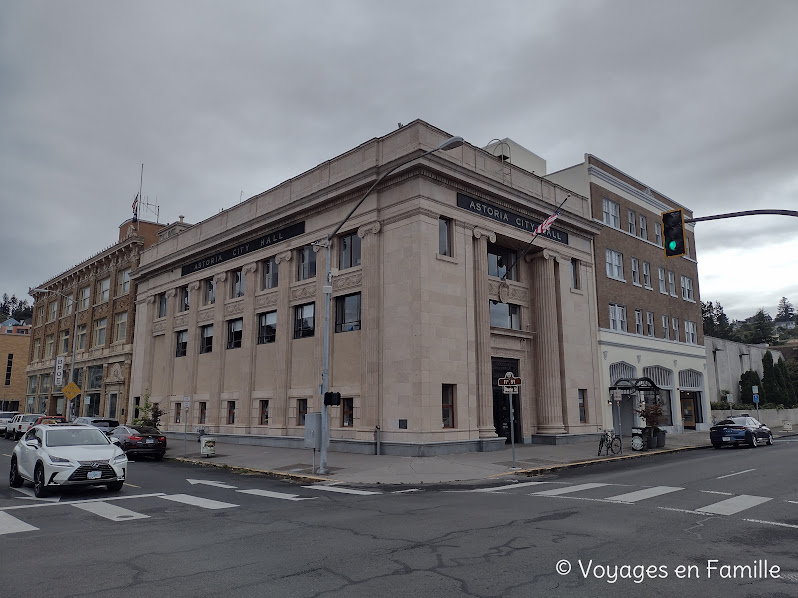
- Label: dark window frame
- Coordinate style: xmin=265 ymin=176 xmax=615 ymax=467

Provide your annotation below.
xmin=341 ymin=397 xmax=354 ymax=427
xmin=259 ymin=400 xmax=269 ymax=425
xmin=294 ymin=303 xmax=315 ymax=339
xmin=175 ymin=330 xmax=188 ymax=357
xmin=488 ymin=300 xmax=521 ymax=330
xmin=438 ymin=217 xmax=452 ymax=257
xmin=226 ymin=318 xmax=243 ymax=349
xmin=442 ymin=384 xmax=455 ymax=428
xmin=258 ymin=311 xmax=277 ymax=344
xmin=226 ymin=400 xmax=236 ymax=425
xmin=335 ymin=293 xmax=361 ymax=333
xmin=297 ymin=246 xmax=316 ymax=281
xmin=199 ymin=324 xmax=214 ymax=354
xmin=262 ymin=257 xmax=278 ymax=290
xmin=338 ymin=232 xmax=362 ymax=270
xmin=297 ymin=398 xmax=307 ymax=426
xmin=487 ymin=242 xmax=518 ymax=281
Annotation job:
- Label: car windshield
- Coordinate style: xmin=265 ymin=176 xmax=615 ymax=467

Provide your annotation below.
xmin=717 ymin=418 xmax=748 ymax=426
xmin=46 ymin=428 xmax=110 ymax=447
xmin=130 ymin=426 xmax=160 ymax=434
xmin=22 ymin=414 xmax=40 ymax=422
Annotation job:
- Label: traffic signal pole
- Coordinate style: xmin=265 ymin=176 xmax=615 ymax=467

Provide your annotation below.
xmin=683 ymin=209 xmax=798 ymax=223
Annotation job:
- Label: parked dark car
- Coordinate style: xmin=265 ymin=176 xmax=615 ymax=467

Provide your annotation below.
xmin=710 ymin=416 xmax=773 ymax=448
xmin=72 ymin=417 xmax=120 ymax=432
xmin=108 ymin=425 xmax=167 ymax=460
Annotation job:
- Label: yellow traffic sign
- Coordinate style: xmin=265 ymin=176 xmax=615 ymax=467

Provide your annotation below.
xmin=62 ymin=382 xmax=81 ymax=401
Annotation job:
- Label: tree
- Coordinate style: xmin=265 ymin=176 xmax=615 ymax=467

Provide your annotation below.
xmin=739 ymin=370 xmax=762 ymax=404
xmin=701 ymin=301 xmax=734 ymax=340
xmin=742 ymin=309 xmax=775 ymax=344
xmin=777 ymin=358 xmax=797 ymax=407
xmin=762 ymin=350 xmax=787 ymax=406
xmin=701 ymin=301 xmax=715 ymax=336
xmin=0 ymin=293 xmax=32 ymax=322
xmin=776 ymin=297 xmax=795 ymax=322
xmin=133 ymin=394 xmax=164 ymax=428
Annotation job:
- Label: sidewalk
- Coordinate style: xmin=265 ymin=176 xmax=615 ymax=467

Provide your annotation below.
xmin=166 ymin=430 xmax=737 ymax=486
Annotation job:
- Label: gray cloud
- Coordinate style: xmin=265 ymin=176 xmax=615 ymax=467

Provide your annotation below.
xmin=1 ymin=0 xmax=796 ymax=319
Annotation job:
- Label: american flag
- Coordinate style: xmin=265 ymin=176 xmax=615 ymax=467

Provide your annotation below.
xmin=534 ymin=208 xmax=561 ymax=236
xmin=132 ymin=192 xmax=139 ymax=213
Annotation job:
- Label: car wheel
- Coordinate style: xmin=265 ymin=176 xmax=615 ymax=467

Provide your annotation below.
xmin=712 ymin=442 xmax=722 ymax=449
xmin=767 ymin=433 xmax=774 ymax=445
xmin=33 ymin=464 xmax=47 ymax=498
xmin=106 ymin=480 xmax=124 ymax=492
xmin=9 ymin=457 xmax=23 ymax=487
xmin=749 ymin=433 xmax=758 ymax=448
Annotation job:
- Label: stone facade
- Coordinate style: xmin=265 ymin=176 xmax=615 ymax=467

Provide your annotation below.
xmin=547 ymin=155 xmax=709 ymax=434
xmin=25 ymin=220 xmax=164 ymax=420
xmin=129 ymin=120 xmax=604 ymax=454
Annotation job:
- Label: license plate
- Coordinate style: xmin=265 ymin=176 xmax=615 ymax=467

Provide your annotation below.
xmin=87 ymin=470 xmax=102 ymax=480
xmin=722 ymin=437 xmax=730 ymax=442
xmin=146 ymin=438 xmax=154 ymax=444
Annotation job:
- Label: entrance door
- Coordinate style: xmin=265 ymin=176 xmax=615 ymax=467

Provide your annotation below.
xmin=681 ymin=397 xmax=696 ymax=428
xmin=491 ymin=357 xmax=522 ymax=443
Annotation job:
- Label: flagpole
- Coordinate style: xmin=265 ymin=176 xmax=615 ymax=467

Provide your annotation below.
xmin=137 ymin=164 xmax=143 ymax=231
xmin=500 ymin=195 xmax=570 ymax=282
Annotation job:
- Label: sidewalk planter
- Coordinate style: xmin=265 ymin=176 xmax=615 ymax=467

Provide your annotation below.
xmin=646 ymin=428 xmax=658 ymax=450
xmin=656 ymin=429 xmax=666 ymax=448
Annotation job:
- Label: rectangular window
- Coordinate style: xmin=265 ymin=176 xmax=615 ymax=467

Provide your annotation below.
xmin=297 ymin=246 xmax=316 ymax=281
xmin=339 ymin=233 xmax=362 ymax=270
xmin=341 ymin=397 xmax=353 ymax=427
xmin=227 ymin=401 xmax=236 ymax=425
xmin=59 ymin=330 xmax=70 ymax=354
xmin=662 ymin=315 xmax=670 ymax=339
xmin=297 ymin=399 xmax=307 ymax=425
xmin=96 ymin=278 xmax=110 ymax=303
xmin=45 ymin=334 xmax=54 ymax=358
xmin=108 ymin=393 xmax=118 ymax=419
xmin=199 ymin=401 xmax=207 ymax=424
xmin=489 ymin=301 xmax=521 ymax=330
xmin=642 ymin=262 xmax=652 ymax=288
xmin=62 ymin=295 xmax=74 ymax=317
xmin=33 ymin=338 xmax=40 ymax=361
xmin=48 ymin=301 xmax=57 ymax=322
xmin=116 ymin=269 xmax=131 ymax=296
xmin=93 ymin=318 xmax=107 ymax=347
xmin=40 ymin=373 xmax=51 ymax=394
xmin=438 ymin=217 xmax=452 ymax=257
xmin=262 ymin=256 xmax=279 ymax=290
xmin=667 ymin=271 xmax=676 ymax=296
xmin=605 ymin=249 xmax=624 ymax=280
xmin=685 ymin=236 xmax=691 ymax=259
xmin=114 ymin=313 xmax=127 ymax=343
xmin=655 ymin=222 xmax=662 ymax=246
xmin=628 ymin=209 xmax=636 ymax=235
xmin=88 ymin=365 xmax=103 ymax=389
xmin=646 ymin=311 xmax=655 ymax=336
xmin=578 ymin=389 xmax=586 ymax=423
xmin=570 ymin=258 xmax=580 ymax=289
xmin=157 ymin=293 xmax=167 ymax=318
xmin=226 ymin=318 xmax=243 ymax=349
xmin=609 ymin=304 xmax=627 ymax=332
xmin=335 ymin=293 xmax=361 ymax=333
xmin=631 ymin=258 xmax=640 ymax=285
xmin=178 ymin=285 xmax=190 ymax=312
xmin=78 ymin=287 xmax=90 ymax=311
xmin=199 ymin=324 xmax=214 ymax=354
xmin=259 ymin=400 xmax=270 ymax=425
xmin=294 ymin=303 xmax=315 ymax=339
xmin=27 ymin=375 xmax=38 ymax=395
xmin=5 ymin=354 xmax=13 ymax=386
xmin=175 ymin=330 xmax=188 ymax=357
xmin=487 ymin=243 xmax=517 ymax=281
xmin=37 ymin=306 xmax=44 ymax=325
xmin=672 ymin=317 xmax=679 ymax=342
xmin=175 ymin=402 xmax=182 ymax=424
xmin=680 ymin=276 xmax=694 ymax=301
xmin=204 ymin=278 xmax=216 ymax=305
xmin=639 ymin=215 xmax=647 ymax=240
xmin=442 ymin=384 xmax=455 ymax=428
xmin=635 ymin=309 xmax=643 ymax=334
xmin=77 ymin=324 xmax=87 ymax=350
xmin=231 ymin=269 xmax=245 ymax=298
xmin=257 ymin=312 xmax=277 ymax=344
xmin=603 ymin=198 xmax=620 ymax=228
xmin=685 ymin=321 xmax=697 ymax=344
xmin=658 ymin=268 xmax=667 ymax=294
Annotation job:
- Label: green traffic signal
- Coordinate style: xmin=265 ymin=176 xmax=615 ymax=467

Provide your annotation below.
xmin=668 ymin=240 xmax=677 ymax=250
xmin=661 ymin=209 xmax=686 ymax=258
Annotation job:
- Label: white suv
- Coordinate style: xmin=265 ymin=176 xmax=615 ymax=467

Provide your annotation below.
xmin=4 ymin=414 xmax=44 ymax=441
xmin=10 ymin=424 xmax=127 ymax=497
xmin=0 ymin=411 xmax=19 ymax=434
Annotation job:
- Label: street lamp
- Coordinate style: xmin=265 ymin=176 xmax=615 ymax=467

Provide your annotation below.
xmin=317 ymin=135 xmax=464 ymax=474
xmin=31 ymin=287 xmax=80 ymax=421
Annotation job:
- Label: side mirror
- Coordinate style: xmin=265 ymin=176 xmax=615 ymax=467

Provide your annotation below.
xmin=110 ymin=437 xmax=122 ymax=446
xmin=25 ymin=439 xmax=39 ymax=448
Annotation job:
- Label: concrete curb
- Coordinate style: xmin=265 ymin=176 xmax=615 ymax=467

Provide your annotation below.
xmin=168 ymin=456 xmax=339 ymax=484
xmin=500 ymin=444 xmax=713 ymax=478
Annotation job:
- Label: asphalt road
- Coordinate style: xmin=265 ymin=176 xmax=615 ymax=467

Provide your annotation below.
xmin=1 ymin=440 xmax=798 ymax=598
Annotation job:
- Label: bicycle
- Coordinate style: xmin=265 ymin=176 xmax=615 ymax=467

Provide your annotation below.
xmin=597 ymin=429 xmax=622 ymax=456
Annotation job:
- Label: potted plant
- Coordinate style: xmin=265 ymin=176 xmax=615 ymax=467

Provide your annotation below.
xmin=635 ymin=397 xmax=665 ymax=449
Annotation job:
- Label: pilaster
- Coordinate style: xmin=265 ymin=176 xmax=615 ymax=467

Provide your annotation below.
xmin=163 ymin=288 xmax=177 ymax=400
xmin=473 ymin=226 xmax=498 ymax=438
xmin=239 ymin=262 xmax=258 ymax=431
xmin=273 ymin=252 xmax=292 ymax=431
xmin=210 ymin=273 xmax=227 ymax=425
xmin=358 ymin=221 xmax=381 ymax=429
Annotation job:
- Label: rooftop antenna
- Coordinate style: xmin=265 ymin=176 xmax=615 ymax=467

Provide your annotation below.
xmin=141 ymin=194 xmax=160 ymax=223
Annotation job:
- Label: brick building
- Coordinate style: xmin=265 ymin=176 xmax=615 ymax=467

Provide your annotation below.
xmin=1 ymin=319 xmax=32 ymax=410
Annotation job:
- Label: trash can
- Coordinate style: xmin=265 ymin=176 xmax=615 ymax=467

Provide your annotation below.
xmin=200 ymin=436 xmax=216 ymax=457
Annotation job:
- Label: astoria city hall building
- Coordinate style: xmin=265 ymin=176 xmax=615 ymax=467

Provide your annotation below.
xmin=129 ymin=120 xmax=609 ymax=454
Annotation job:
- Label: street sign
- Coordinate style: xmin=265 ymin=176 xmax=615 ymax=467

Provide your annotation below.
xmin=502 ymin=385 xmax=519 ymax=394
xmin=53 ymin=357 xmax=65 ymax=387
xmin=62 ymin=382 xmax=81 ymax=401
xmin=753 ymin=394 xmax=760 ymax=404
xmin=183 ymin=396 xmax=191 ymax=410
xmin=752 ymin=386 xmax=758 ymax=395
xmin=498 ymin=372 xmax=522 ymax=386
xmin=611 ymin=390 xmax=623 ymax=402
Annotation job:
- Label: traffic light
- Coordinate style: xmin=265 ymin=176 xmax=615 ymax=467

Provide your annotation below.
xmin=661 ymin=209 xmax=685 ymax=258
xmin=324 ymin=391 xmax=341 ymax=406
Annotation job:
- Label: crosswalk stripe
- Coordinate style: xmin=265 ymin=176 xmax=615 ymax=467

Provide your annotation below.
xmin=532 ymin=483 xmax=609 ymax=496
xmin=696 ymin=495 xmax=772 ymax=516
xmin=71 ymin=501 xmax=149 ymax=522
xmin=302 ymin=485 xmax=381 ymax=495
xmin=0 ymin=511 xmax=38 ymax=535
xmin=475 ymin=481 xmax=556 ymax=493
xmin=159 ymin=494 xmax=238 ymax=509
xmin=237 ymin=489 xmax=315 ymax=501
xmin=605 ymin=486 xmax=684 ymax=503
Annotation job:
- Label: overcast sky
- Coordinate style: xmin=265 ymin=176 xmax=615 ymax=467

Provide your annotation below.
xmin=1 ymin=1 xmax=796 ymax=321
